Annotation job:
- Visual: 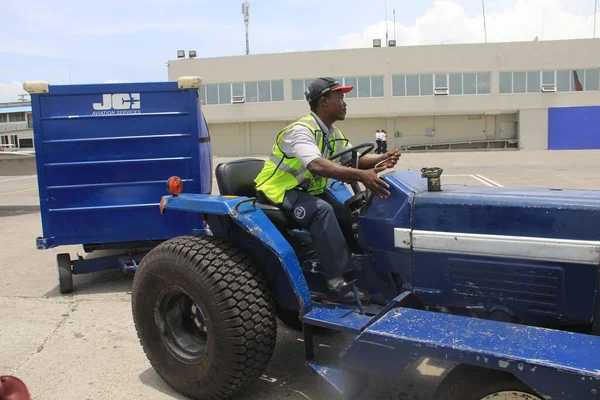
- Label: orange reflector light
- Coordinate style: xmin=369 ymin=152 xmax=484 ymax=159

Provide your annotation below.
xmin=167 ymin=176 xmax=183 ymax=196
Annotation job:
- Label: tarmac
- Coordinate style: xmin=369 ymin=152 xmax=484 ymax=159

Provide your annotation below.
xmin=1 ymin=149 xmax=599 ymax=400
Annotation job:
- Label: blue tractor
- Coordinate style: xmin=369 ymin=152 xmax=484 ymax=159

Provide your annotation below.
xmin=132 ymin=145 xmax=600 ymax=400
xmin=25 ymin=78 xmax=600 ymax=400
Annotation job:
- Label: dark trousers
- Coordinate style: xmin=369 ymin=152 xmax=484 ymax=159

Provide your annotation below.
xmin=375 ymin=139 xmax=382 ymax=154
xmin=281 ymin=189 xmax=354 ymax=280
xmin=381 ymin=140 xmax=387 ymax=153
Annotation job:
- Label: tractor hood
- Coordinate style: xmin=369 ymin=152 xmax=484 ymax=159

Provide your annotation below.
xmin=358 ymin=170 xmax=600 ymax=328
xmin=358 ymin=169 xmax=600 ymax=256
xmin=393 ymin=170 xmax=600 ymax=241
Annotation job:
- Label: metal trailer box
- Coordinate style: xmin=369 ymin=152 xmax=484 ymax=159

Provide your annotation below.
xmin=28 ymin=78 xmax=212 ymax=251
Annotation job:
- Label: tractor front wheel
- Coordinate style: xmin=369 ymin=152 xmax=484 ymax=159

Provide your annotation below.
xmin=131 ymin=235 xmax=277 ymax=400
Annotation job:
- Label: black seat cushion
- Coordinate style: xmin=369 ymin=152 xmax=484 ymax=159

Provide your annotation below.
xmin=215 ymin=158 xmax=299 ymax=232
xmin=215 ymin=158 xmax=265 ymax=198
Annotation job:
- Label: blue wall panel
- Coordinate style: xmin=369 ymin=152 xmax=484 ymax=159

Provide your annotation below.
xmin=548 ymin=106 xmax=600 ymax=150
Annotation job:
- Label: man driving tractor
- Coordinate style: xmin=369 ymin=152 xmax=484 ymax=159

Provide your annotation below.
xmin=254 ymin=77 xmax=400 ymax=303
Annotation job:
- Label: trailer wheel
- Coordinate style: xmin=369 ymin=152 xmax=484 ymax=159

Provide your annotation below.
xmin=434 ymin=365 xmax=543 ymax=400
xmin=57 ymin=253 xmax=73 ymax=294
xmin=131 ymin=235 xmax=277 ymax=400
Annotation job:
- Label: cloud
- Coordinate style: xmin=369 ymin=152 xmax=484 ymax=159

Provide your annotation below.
xmin=0 ymin=81 xmax=28 ymax=103
xmin=337 ymin=0 xmax=598 ymax=49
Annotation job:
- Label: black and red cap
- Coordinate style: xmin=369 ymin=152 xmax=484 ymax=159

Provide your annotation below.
xmin=304 ymin=77 xmax=354 ymax=103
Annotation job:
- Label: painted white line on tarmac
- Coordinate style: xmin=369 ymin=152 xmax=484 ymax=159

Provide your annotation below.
xmin=471 ymin=175 xmax=494 ymax=186
xmin=0 ymin=175 xmax=36 ymax=183
xmin=474 ymin=174 xmax=503 ymax=187
xmin=0 ymin=188 xmax=37 ymax=196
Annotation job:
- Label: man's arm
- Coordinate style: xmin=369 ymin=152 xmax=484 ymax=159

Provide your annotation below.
xmin=281 ymin=126 xmax=392 ymax=198
xmin=358 ymin=149 xmax=401 ymax=170
xmin=307 ymin=158 xmax=390 ymax=198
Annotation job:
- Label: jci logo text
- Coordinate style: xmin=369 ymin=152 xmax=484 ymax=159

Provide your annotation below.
xmin=92 ymin=93 xmax=141 ymax=115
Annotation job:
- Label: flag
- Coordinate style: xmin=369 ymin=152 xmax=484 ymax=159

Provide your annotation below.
xmin=573 ymin=70 xmax=583 ymax=91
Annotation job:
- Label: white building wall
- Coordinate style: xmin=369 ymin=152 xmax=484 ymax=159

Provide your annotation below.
xmin=518 ymin=109 xmax=549 ymax=150
xmin=168 ymin=38 xmax=600 ymax=155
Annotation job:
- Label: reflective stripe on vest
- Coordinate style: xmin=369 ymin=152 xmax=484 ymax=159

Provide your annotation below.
xmin=254 ymin=114 xmax=347 ymax=204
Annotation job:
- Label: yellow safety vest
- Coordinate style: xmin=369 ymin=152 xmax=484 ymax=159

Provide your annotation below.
xmin=254 ymin=113 xmax=348 ymax=204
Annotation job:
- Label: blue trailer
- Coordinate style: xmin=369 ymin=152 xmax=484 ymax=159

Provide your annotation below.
xmin=25 ymin=77 xmax=212 ymax=293
xmin=27 ymin=79 xmax=600 ymax=399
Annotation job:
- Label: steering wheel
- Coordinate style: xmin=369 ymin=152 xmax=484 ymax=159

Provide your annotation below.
xmin=327 ymin=142 xmax=375 ymax=168
xmin=328 ymin=142 xmax=375 ymax=196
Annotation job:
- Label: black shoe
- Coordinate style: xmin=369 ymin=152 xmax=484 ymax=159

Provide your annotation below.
xmin=326 ymin=277 xmax=370 ymax=304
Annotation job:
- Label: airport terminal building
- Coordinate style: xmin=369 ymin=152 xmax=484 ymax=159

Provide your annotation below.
xmin=0 ymin=102 xmax=34 ymax=152
xmin=167 ymin=38 xmax=600 ymax=157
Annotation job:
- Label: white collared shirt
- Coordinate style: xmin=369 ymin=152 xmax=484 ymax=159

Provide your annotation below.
xmin=279 ymin=112 xmax=352 ymax=168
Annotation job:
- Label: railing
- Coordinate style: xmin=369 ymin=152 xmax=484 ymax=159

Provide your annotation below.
xmin=0 ymin=122 xmax=31 ymax=132
xmin=399 ymin=138 xmax=519 ymax=152
xmin=0 ymin=144 xmax=18 ymax=151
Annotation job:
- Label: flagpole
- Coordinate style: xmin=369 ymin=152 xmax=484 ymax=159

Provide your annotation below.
xmin=594 ymin=0 xmax=598 ymax=38
xmin=482 ymin=0 xmax=488 ymax=43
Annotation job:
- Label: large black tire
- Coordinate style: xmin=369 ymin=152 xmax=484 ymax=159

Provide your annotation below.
xmin=434 ymin=366 xmax=543 ymax=400
xmin=131 ymin=235 xmax=277 ymax=400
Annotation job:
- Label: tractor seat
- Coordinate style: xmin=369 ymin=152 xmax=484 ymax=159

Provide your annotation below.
xmin=215 ymin=158 xmax=299 ymax=232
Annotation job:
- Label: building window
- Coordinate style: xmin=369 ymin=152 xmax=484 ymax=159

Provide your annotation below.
xmin=513 ymin=72 xmax=527 ymax=93
xmin=435 ymin=74 xmax=447 ymax=88
xmin=585 ymin=68 xmax=599 ymax=91
xmin=8 ymin=113 xmax=25 ymax=122
xmin=292 ymin=80 xmax=305 ymax=101
xmin=357 ymin=77 xmax=371 ymax=98
xmin=499 ymin=72 xmax=512 ymax=93
xmin=542 ymin=70 xmax=555 ymax=85
xmin=258 ymin=81 xmax=271 ymax=102
xmin=556 ymin=70 xmax=571 ymax=92
xmin=292 ymin=76 xmax=382 ymax=100
xmin=206 ymin=84 xmax=219 ymax=105
xmin=392 ymin=75 xmax=406 ymax=96
xmin=245 ymin=82 xmax=258 ymax=102
xmin=218 ymin=83 xmax=231 ymax=105
xmin=19 ymin=138 xmax=33 ymax=148
xmin=0 ymin=114 xmax=7 ymax=123
xmin=477 ymin=72 xmax=491 ymax=94
xmin=527 ymin=71 xmax=540 ymax=93
xmin=371 ymin=76 xmax=384 ymax=97
xmin=420 ymin=74 xmax=433 ymax=96
xmin=462 ymin=73 xmax=477 ymax=95
xmin=344 ymin=76 xmax=384 ymax=98
xmin=199 ymin=86 xmax=207 ymax=105
xmin=500 ymin=69 xmax=599 ymax=93
xmin=199 ymin=80 xmax=285 ymax=105
xmin=393 ymin=72 xmax=491 ymax=96
xmin=406 ymin=75 xmax=419 ymax=96
xmin=344 ymin=78 xmax=357 ymax=98
xmin=449 ymin=74 xmax=462 ymax=95
xmin=271 ymin=80 xmax=284 ymax=101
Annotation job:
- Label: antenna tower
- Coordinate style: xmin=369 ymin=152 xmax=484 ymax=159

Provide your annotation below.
xmin=242 ymin=2 xmax=250 ymax=55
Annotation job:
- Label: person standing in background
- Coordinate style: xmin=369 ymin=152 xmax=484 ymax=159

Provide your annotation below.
xmin=381 ymin=129 xmax=388 ymax=153
xmin=375 ymin=129 xmax=382 ymax=154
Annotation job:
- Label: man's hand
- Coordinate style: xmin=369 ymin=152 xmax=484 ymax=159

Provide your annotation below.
xmin=378 ymin=149 xmax=400 ymax=169
xmin=359 ymin=166 xmax=390 ymax=198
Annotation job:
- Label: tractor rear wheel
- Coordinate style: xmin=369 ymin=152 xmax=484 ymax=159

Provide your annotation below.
xmin=131 ymin=235 xmax=277 ymax=400
xmin=434 ymin=366 xmax=543 ymax=400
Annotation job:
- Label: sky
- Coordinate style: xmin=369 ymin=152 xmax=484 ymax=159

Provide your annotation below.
xmin=0 ymin=0 xmax=598 ymax=102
